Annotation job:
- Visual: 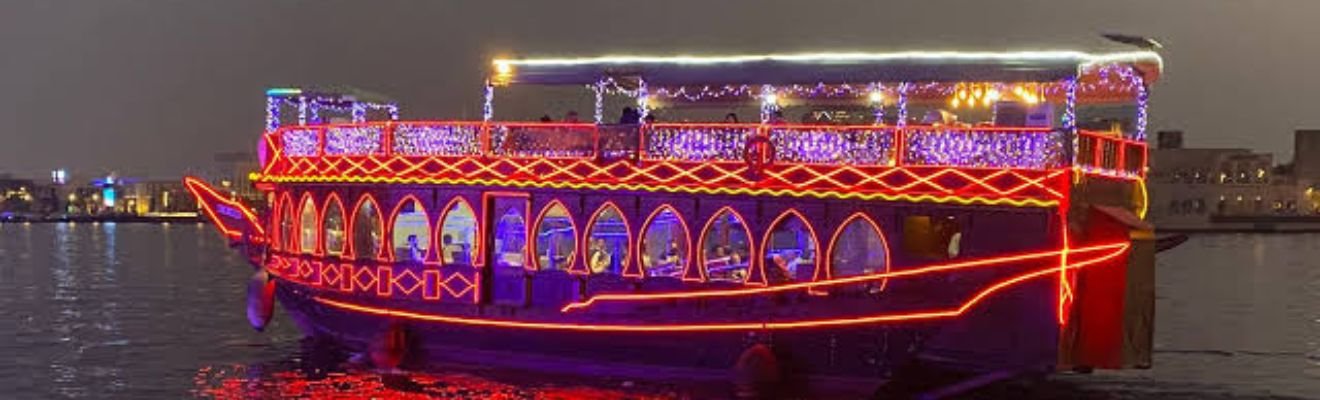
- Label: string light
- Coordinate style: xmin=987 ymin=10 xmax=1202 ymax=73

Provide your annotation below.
xmin=760 ymin=84 xmax=778 ymax=123
xmin=903 ymin=128 xmax=1065 ymax=169
xmin=482 ymin=82 xmax=494 ymax=122
xmin=324 ymin=126 xmax=384 ymax=156
xmin=393 ymin=123 xmax=483 ymax=156
xmin=281 ymin=129 xmax=320 ymax=157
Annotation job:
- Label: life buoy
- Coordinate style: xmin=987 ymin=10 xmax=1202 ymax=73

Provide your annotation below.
xmin=246 ymin=269 xmax=276 ymax=332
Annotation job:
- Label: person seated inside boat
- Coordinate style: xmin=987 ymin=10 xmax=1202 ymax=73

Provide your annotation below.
xmin=564 ymin=110 xmax=581 ymax=123
xmin=441 ymin=234 xmax=469 ymax=265
xmin=539 ymin=114 xmax=553 ymax=123
xmin=643 ymin=113 xmax=657 ymax=124
xmin=767 ymin=254 xmax=793 ymax=284
xmin=400 ymin=234 xmax=424 ymax=262
xmin=723 ymin=113 xmax=739 ymax=123
xmin=769 ymin=110 xmax=787 ymax=125
xmin=618 ymin=107 xmax=640 ymax=124
xmin=589 ymin=238 xmax=611 ymax=274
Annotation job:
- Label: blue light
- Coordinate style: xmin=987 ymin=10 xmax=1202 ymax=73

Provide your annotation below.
xmin=266 ymin=88 xmax=303 ymax=96
xmin=102 ymin=187 xmax=116 ymax=208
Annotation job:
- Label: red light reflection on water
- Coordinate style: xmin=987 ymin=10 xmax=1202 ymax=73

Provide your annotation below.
xmin=193 ymin=365 xmax=678 ymax=400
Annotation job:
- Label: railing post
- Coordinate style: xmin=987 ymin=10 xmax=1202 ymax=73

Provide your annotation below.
xmin=382 ymin=122 xmax=394 ymax=157
xmin=894 ymin=128 xmax=905 ymax=167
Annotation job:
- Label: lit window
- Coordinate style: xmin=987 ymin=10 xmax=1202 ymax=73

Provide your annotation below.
xmin=763 ymin=212 xmax=817 ymax=284
xmin=640 ymin=207 xmax=689 ymax=279
xmin=324 ymin=197 xmax=345 ymax=256
xmin=391 ymin=198 xmax=430 ymax=263
xmin=352 ymin=197 xmax=383 ymax=260
xmin=585 ymin=204 xmax=629 ymax=275
xmin=279 ymin=196 xmax=295 ymax=252
xmin=829 ymin=214 xmax=889 ymax=292
xmin=439 ymin=199 xmax=477 ymax=266
xmin=700 ymin=208 xmax=752 ymax=283
xmin=299 ymin=196 xmax=317 ymax=254
xmin=533 ymin=201 xmax=576 ymax=271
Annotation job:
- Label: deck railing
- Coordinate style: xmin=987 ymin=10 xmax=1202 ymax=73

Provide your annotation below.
xmin=269 ymin=121 xmax=1146 ymax=176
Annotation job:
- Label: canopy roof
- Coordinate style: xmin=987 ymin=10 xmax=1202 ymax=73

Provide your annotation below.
xmin=492 ymin=50 xmax=1162 ymax=87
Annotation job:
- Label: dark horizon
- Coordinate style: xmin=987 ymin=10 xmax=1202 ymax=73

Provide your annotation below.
xmin=2 ymin=0 xmax=1318 ymax=179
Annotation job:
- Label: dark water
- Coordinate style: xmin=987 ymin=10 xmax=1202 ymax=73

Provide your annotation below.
xmin=0 ymin=223 xmax=1316 ymax=399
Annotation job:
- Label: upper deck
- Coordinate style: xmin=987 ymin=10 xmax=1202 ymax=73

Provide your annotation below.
xmin=251 ymin=49 xmax=1159 ymax=208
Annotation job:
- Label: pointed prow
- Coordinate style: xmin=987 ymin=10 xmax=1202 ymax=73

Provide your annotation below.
xmin=183 ymin=176 xmax=267 ymax=246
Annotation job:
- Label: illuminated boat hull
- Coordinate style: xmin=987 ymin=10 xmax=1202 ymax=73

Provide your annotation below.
xmin=187 ymin=176 xmax=1134 ymax=381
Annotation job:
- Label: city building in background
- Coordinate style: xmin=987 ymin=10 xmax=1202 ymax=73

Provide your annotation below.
xmin=1149 ymin=129 xmax=1320 ymax=231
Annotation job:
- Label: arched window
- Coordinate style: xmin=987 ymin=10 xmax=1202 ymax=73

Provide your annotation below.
xmin=351 ymin=196 xmax=383 ymax=260
xmin=699 ymin=208 xmax=752 ymax=283
xmin=533 ymin=201 xmax=576 ymax=271
xmin=323 ymin=195 xmax=345 ymax=256
xmin=585 ymin=203 xmax=629 ymax=275
xmin=494 ymin=207 xmax=527 ymax=269
xmin=639 ymin=206 xmax=689 ymax=279
xmin=279 ymin=195 xmax=295 ymax=252
xmin=827 ymin=213 xmax=890 ymax=290
xmin=438 ymin=198 xmax=477 ymax=265
xmin=762 ymin=210 xmax=818 ymax=284
xmin=390 ymin=197 xmax=430 ymax=263
xmin=298 ymin=195 xmax=317 ymax=254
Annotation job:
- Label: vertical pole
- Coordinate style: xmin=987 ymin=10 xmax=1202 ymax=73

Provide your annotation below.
xmin=265 ymin=95 xmax=280 ymax=132
xmin=895 ymin=82 xmax=910 ymax=166
xmin=637 ymin=78 xmax=649 ymax=122
xmin=297 ymin=95 xmax=308 ymax=126
xmin=593 ymin=79 xmax=605 ymax=125
xmin=351 ymin=103 xmax=366 ymax=123
xmin=1064 ymin=76 xmax=1078 ymax=170
xmin=759 ymin=84 xmax=778 ymax=123
xmin=482 ymin=81 xmax=494 ymax=157
xmin=869 ymin=82 xmax=884 ymax=125
xmin=482 ymin=80 xmax=495 ymax=123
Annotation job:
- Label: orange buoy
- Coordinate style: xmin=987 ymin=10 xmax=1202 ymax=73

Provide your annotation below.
xmin=733 ymin=344 xmax=781 ymax=399
xmin=246 ymin=270 xmax=276 ymax=331
xmin=370 ymin=321 xmax=411 ymax=369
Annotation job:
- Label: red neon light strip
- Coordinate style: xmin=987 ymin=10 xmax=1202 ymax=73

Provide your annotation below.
xmin=564 ymin=242 xmax=1126 ymax=313
xmin=311 ymin=241 xmax=1125 ymax=332
xmin=182 ymin=176 xmax=266 ymax=239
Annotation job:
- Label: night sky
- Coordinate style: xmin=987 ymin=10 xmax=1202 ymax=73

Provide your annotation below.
xmin=2 ymin=0 xmax=1317 ymax=179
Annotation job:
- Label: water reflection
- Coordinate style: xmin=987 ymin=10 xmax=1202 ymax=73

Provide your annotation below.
xmin=1 ymin=225 xmax=1318 ymax=398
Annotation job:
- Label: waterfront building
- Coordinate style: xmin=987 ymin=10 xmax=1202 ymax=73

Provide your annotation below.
xmin=1149 ymin=129 xmax=1320 ymax=230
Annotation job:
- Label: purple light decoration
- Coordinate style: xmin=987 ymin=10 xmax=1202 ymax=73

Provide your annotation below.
xmin=324 ymin=126 xmax=384 ymax=156
xmin=265 ymin=96 xmax=280 ymax=132
xmin=482 ymin=81 xmax=494 ymax=122
xmin=281 ymin=129 xmax=320 ymax=157
xmin=386 ymin=104 xmax=400 ymax=121
xmin=393 ymin=124 xmax=481 ymax=156
xmin=760 ymin=84 xmax=778 ymax=123
xmin=593 ymin=80 xmax=605 ymax=124
xmin=297 ymin=96 xmax=308 ymax=126
xmin=903 ymin=128 xmax=1064 ymax=169
xmin=351 ymin=104 xmax=366 ymax=123
xmin=1135 ymin=79 xmax=1149 ymax=141
xmin=637 ymin=78 xmax=649 ymax=122
xmin=897 ymin=83 xmax=910 ymax=127
xmin=770 ymin=127 xmax=895 ymax=166
xmin=644 ymin=126 xmax=753 ymax=162
xmin=1063 ymin=77 xmax=1077 ymax=166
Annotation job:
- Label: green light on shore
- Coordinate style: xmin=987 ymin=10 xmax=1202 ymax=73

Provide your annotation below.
xmin=266 ymin=88 xmax=302 ymax=96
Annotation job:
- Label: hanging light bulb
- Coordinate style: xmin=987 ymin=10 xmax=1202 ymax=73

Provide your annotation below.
xmin=867 ymin=90 xmax=884 ymax=104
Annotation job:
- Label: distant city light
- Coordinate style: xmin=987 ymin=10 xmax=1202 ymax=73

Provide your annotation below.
xmin=102 ymin=187 xmax=115 ymax=208
xmin=51 ymin=169 xmax=67 ymax=185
